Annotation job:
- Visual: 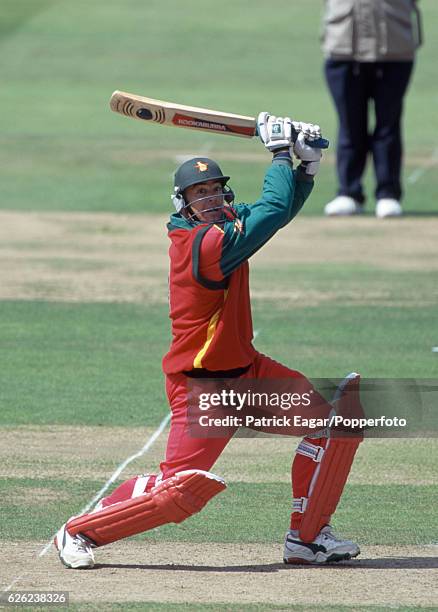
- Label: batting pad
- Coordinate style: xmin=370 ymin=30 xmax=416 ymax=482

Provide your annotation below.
xmin=298 ymin=437 xmax=362 ymax=543
xmin=67 ymin=470 xmax=226 ymax=547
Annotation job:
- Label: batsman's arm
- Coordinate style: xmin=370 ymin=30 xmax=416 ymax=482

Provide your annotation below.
xmin=219 ymin=159 xmax=313 ymax=277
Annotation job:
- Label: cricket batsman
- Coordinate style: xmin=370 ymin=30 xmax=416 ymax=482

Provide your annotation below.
xmin=54 ymin=113 xmax=363 ymax=568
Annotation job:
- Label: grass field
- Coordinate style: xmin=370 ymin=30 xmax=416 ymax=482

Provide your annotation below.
xmin=1 ymin=0 xmax=438 ymax=214
xmin=1 ymin=1 xmax=438 ymax=610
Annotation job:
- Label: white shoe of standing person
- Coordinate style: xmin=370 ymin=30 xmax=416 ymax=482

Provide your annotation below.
xmin=324 ymin=196 xmax=364 ymax=216
xmin=375 ymin=198 xmax=402 ymax=218
xmin=54 ymin=521 xmax=95 ymax=569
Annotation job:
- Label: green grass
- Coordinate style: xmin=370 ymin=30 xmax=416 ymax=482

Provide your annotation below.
xmin=1 ymin=295 xmax=437 ymax=427
xmin=1 ymin=0 xmax=438 ymax=213
xmin=1 ymin=477 xmax=436 ymax=546
xmin=1 ymin=149 xmax=438 ymax=215
xmin=0 ymin=0 xmax=55 ymax=38
xmin=0 ymin=301 xmax=169 ymax=426
xmin=253 ymin=302 xmax=438 ymax=377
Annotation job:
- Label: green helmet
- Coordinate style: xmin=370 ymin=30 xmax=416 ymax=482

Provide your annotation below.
xmin=172 ymin=157 xmax=230 ymax=211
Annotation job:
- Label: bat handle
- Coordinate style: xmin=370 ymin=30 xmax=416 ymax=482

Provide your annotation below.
xmin=255 ymin=126 xmax=329 ymax=149
xmin=286 ymin=129 xmax=330 ymax=150
xmin=305 ymin=136 xmax=329 ymax=150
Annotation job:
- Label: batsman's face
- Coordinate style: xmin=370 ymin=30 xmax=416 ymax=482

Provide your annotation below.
xmin=185 ymin=180 xmax=225 ymax=223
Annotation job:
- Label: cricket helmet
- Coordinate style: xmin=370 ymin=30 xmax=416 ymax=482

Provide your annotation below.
xmin=171 ymin=157 xmax=233 ymax=215
xmin=174 ymin=157 xmax=230 ymax=194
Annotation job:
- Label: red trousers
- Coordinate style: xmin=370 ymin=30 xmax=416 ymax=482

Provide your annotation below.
xmin=102 ymin=352 xmax=330 ymax=530
xmin=162 ymin=352 xmax=318 ymax=474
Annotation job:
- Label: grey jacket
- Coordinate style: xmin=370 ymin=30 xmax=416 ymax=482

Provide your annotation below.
xmin=322 ymin=0 xmax=422 ymax=61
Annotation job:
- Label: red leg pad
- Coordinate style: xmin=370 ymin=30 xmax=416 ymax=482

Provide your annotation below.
xmin=299 ymin=437 xmax=362 ymax=543
xmin=66 ymin=470 xmax=226 ymax=547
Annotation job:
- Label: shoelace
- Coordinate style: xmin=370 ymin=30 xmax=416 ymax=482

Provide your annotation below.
xmin=74 ymin=535 xmax=90 ymax=552
xmin=320 ymin=527 xmax=341 ymax=542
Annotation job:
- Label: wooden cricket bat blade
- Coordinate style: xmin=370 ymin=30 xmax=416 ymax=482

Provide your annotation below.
xmin=110 ymin=91 xmax=257 ymax=138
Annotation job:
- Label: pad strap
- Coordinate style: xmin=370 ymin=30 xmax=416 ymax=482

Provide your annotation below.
xmin=292 ymin=497 xmax=308 ymax=513
xmin=296 ymin=440 xmax=325 ymax=462
xmin=132 ymin=474 xmax=153 ymax=498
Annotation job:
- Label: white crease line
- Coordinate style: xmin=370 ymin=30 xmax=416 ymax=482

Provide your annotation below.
xmin=2 ymin=576 xmax=25 ymax=593
xmin=407 ymin=146 xmax=438 ymax=184
xmin=253 ymin=329 xmax=260 ymax=340
xmin=2 ymin=412 xmax=171 ymax=592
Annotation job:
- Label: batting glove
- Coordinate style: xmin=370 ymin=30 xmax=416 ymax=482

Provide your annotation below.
xmin=293 ymin=131 xmax=322 ymax=176
xmin=291 ymin=121 xmax=321 ymax=143
xmin=257 ymin=112 xmax=292 ymax=153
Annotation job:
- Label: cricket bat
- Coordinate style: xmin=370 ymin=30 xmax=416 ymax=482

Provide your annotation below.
xmin=109 ymin=91 xmax=329 ymax=149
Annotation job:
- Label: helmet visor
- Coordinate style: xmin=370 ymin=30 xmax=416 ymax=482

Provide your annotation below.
xmin=184 ymin=190 xmax=235 ymax=224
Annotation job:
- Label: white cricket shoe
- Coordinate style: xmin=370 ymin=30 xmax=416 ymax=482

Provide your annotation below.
xmin=54 ymin=522 xmax=95 ymax=569
xmin=324 ymin=196 xmax=364 ymax=216
xmin=283 ymin=525 xmax=360 ymax=564
xmin=375 ymin=198 xmax=402 ymax=218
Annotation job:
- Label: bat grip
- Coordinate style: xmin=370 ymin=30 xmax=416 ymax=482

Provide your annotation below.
xmin=284 ymin=130 xmax=330 ymax=150
xmin=303 ymin=136 xmax=329 ymax=149
xmin=254 ymin=126 xmax=329 ymax=149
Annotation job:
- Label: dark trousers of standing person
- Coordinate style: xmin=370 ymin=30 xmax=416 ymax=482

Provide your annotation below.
xmin=324 ymin=60 xmax=414 ymax=204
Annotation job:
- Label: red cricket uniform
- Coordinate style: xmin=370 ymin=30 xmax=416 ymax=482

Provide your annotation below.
xmin=160 ymin=158 xmax=330 ymax=529
xmin=163 ymin=159 xmax=311 ymax=374
xmin=103 ymin=158 xmax=331 ymax=530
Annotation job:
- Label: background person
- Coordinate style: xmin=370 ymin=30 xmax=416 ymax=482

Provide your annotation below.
xmin=322 ymin=0 xmax=422 ymax=217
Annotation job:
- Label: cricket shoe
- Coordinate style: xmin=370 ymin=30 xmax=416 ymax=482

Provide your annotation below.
xmin=54 ymin=521 xmax=95 ymax=569
xmin=375 ymin=198 xmax=402 ymax=218
xmin=324 ymin=196 xmax=364 ymax=216
xmin=283 ymin=525 xmax=360 ymax=564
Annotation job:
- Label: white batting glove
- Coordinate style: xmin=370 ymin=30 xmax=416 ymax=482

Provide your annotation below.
xmin=257 ymin=112 xmax=292 ymax=152
xmin=293 ymin=132 xmax=322 ymax=176
xmin=291 ymin=121 xmax=321 ymax=143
